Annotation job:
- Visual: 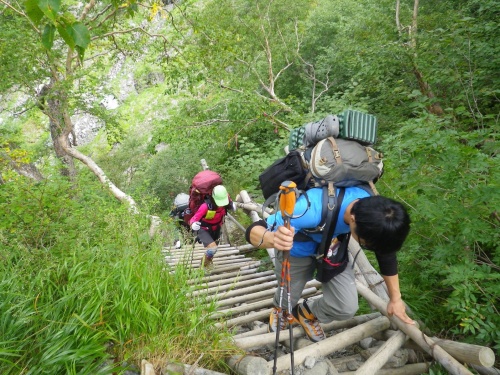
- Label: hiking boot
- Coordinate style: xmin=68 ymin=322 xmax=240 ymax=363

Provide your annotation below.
xmin=292 ymin=300 xmax=325 ymax=342
xmin=268 ymin=307 xmax=296 ymax=333
xmin=202 ymin=254 xmax=214 ymax=269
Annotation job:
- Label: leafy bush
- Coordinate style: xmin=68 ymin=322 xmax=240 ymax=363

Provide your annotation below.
xmin=382 ymin=114 xmax=500 ymax=352
xmin=0 ymin=175 xmax=239 ymax=374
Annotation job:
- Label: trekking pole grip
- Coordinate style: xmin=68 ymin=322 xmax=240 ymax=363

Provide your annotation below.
xmin=279 ymin=180 xmax=297 ymax=230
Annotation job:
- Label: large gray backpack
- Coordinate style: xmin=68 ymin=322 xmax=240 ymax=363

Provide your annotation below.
xmin=304 ymin=137 xmax=383 ymax=190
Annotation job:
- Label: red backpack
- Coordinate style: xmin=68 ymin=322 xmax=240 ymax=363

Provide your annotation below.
xmin=183 ymin=170 xmax=223 ymax=226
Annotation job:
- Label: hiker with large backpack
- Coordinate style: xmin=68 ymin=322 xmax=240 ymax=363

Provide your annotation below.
xmin=245 ymin=111 xmax=415 ymax=343
xmin=189 ymin=184 xmax=234 ymax=268
xmin=246 ymin=189 xmax=414 ymax=341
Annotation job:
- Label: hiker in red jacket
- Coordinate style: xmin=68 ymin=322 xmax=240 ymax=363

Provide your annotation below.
xmin=189 ymin=185 xmax=233 ymax=268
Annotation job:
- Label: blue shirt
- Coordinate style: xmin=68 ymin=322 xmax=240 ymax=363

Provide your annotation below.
xmin=266 ymin=186 xmax=371 ymax=257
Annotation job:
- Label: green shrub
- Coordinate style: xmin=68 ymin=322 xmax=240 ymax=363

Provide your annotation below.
xmin=0 ymin=175 xmax=239 ymax=374
xmin=382 ymin=114 xmax=500 ymax=352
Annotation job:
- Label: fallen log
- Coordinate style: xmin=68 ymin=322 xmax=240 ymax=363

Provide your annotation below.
xmin=236 ymin=190 xmax=262 ymax=222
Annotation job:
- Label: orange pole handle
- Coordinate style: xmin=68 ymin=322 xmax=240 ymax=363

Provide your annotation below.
xmin=279 ymin=180 xmax=297 ymax=229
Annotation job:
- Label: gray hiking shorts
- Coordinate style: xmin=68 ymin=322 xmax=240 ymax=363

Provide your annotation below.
xmin=272 ymin=251 xmax=358 ymax=323
xmin=196 ymin=227 xmax=221 ymax=247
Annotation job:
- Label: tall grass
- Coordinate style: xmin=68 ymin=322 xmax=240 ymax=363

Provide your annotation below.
xmin=0 ymin=175 xmax=240 ymax=374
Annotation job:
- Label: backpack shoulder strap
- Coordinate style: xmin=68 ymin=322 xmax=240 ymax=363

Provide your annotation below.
xmin=301 ymin=182 xmax=336 ymax=235
xmin=204 ymin=196 xmax=214 ymax=210
xmin=356 ymin=181 xmax=379 ymax=196
xmin=317 ymin=187 xmax=345 ymax=258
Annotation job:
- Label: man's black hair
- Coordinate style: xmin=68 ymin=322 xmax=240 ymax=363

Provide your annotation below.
xmin=351 ymin=196 xmax=411 ymax=254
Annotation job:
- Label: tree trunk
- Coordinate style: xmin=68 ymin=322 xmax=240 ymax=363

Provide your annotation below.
xmin=395 ymin=0 xmax=444 ymax=116
xmin=43 ymin=80 xmax=76 ymax=178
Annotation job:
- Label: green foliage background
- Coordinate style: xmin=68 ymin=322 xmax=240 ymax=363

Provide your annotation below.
xmin=1 ymin=0 xmax=498 ymax=372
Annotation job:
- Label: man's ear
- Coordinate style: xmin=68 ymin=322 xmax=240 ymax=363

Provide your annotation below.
xmin=350 ymin=215 xmax=356 ymax=224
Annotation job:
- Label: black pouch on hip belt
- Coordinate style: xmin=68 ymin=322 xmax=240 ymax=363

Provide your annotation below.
xmin=315 ymin=233 xmax=350 ymax=283
xmin=313 ymin=187 xmax=350 ymax=283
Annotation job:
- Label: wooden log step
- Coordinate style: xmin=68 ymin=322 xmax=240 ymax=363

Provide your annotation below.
xmin=272 ymin=315 xmax=391 ymax=373
xmin=207 ymin=261 xmax=262 ymax=274
xmin=231 ymin=312 xmax=382 ymax=341
xmin=340 ymin=362 xmax=430 ymax=375
xmin=213 ymin=286 xmax=278 ymax=307
xmin=356 ymin=331 xmax=409 ymax=374
xmin=165 ymin=254 xmax=246 ymax=267
xmin=194 ymin=280 xmax=278 ymax=300
xmin=165 ymin=248 xmax=240 ymax=257
xmin=187 ymin=268 xmax=259 ymax=284
xmin=179 ymin=259 xmax=258 ymax=271
xmin=212 ymin=287 xmax=319 ymax=320
xmin=195 ymin=270 xmax=275 ymax=289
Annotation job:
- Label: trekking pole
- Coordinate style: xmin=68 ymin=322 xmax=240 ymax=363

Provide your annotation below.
xmin=272 ymin=180 xmax=297 ymax=375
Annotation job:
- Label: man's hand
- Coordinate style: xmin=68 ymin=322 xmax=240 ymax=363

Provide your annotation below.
xmin=191 ymin=221 xmax=201 ymax=231
xmin=273 ymin=225 xmax=295 ymax=251
xmin=387 ymin=298 xmax=415 ymax=325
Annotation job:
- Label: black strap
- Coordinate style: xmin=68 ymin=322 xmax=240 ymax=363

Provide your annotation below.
xmin=317 ymin=187 xmax=345 ymax=258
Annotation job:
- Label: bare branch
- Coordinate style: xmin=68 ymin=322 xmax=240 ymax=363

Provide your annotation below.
xmin=64 ymin=146 xmax=138 ymax=213
xmin=218 ymin=81 xmax=244 ymax=94
xmin=79 ymin=0 xmax=96 ymax=22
